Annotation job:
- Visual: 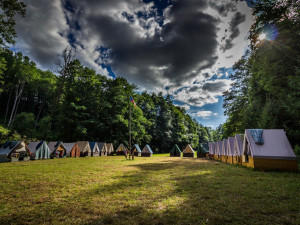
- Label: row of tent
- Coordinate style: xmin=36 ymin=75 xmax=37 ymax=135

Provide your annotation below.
xmin=0 ymin=141 xmax=153 ymax=163
xmin=208 ymin=129 xmax=298 ymax=172
xmin=169 ymin=144 xmax=208 ymax=158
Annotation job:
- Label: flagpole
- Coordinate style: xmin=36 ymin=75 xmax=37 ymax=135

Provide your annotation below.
xmin=129 ymin=97 xmax=131 ymax=153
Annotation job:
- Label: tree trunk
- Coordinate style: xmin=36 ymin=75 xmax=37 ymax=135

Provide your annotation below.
xmin=8 ymin=80 xmax=25 ymax=128
xmin=4 ymin=85 xmax=13 ymax=125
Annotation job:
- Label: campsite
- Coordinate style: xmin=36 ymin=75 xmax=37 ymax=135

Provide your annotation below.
xmin=0 ymin=155 xmax=299 ymax=225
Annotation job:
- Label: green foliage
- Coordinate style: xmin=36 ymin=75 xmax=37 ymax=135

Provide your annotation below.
xmin=0 ymin=125 xmax=21 ymax=143
xmin=0 ymin=0 xmax=26 ymax=46
xmin=11 ymin=112 xmax=35 ymax=137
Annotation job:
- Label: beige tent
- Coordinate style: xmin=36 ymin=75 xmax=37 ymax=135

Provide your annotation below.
xmin=141 ymin=145 xmax=153 ymax=157
xmin=116 ymin=144 xmax=126 ymax=155
xmin=221 ymin=139 xmax=228 ymax=163
xmin=77 ymin=141 xmax=91 ymax=157
xmin=106 ymin=143 xmax=114 ymax=156
xmin=242 ymin=129 xmax=298 ymax=171
xmin=214 ymin=141 xmax=222 ymax=160
xmin=226 ymin=137 xmax=235 ymax=164
xmin=233 ymin=134 xmax=244 ymax=165
xmin=97 ymin=142 xmax=107 ymax=156
xmin=208 ymin=142 xmax=215 ymax=158
xmin=183 ymin=144 xmax=195 ymax=158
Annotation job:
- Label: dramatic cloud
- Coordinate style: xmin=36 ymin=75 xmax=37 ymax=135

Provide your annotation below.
xmin=13 ymin=0 xmax=253 ymax=125
xmin=174 ymin=79 xmax=232 ymax=107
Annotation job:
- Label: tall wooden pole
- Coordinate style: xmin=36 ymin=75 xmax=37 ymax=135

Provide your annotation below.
xmin=129 ymin=98 xmax=131 ymax=152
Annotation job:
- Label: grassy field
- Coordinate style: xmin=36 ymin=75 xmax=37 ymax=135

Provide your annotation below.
xmin=0 ymin=155 xmax=299 ymax=225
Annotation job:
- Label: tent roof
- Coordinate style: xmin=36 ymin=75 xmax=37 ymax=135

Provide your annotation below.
xmin=209 ymin=142 xmax=215 ymax=154
xmin=183 ymin=144 xmax=195 ymax=153
xmin=116 ymin=144 xmax=126 ymax=152
xmin=221 ymin=139 xmax=228 ymax=155
xmin=216 ymin=141 xmax=223 ymax=155
xmin=234 ymin=134 xmax=243 ymax=156
xmin=64 ymin=143 xmax=76 ymax=153
xmin=97 ymin=142 xmax=106 ymax=151
xmin=0 ymin=141 xmax=22 ymax=155
xmin=48 ymin=141 xmax=65 ymax=153
xmin=199 ymin=143 xmax=209 ymax=153
xmin=170 ymin=144 xmax=181 ymax=153
xmin=142 ymin=144 xmax=153 ymax=153
xmin=244 ymin=129 xmax=296 ymax=160
xmin=89 ymin=142 xmax=97 ymax=151
xmin=227 ymin=137 xmax=235 ymax=156
xmin=27 ymin=141 xmax=45 ymax=153
xmin=77 ymin=141 xmax=90 ymax=153
xmin=132 ymin=144 xmax=141 ymax=152
xmin=106 ymin=143 xmax=114 ymax=151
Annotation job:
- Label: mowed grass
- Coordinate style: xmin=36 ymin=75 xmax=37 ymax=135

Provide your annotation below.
xmin=0 ymin=155 xmax=299 ymax=225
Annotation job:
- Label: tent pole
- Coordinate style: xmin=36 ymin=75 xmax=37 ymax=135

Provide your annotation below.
xmin=129 ymin=97 xmax=131 ymax=155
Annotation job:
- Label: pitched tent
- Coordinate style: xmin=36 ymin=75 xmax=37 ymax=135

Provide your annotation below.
xmin=197 ymin=143 xmax=208 ymax=158
xmin=28 ymin=141 xmax=51 ymax=160
xmin=208 ymin=142 xmax=215 ymax=158
xmin=233 ymin=134 xmax=244 ymax=165
xmin=213 ymin=142 xmax=219 ymax=160
xmin=141 ymin=145 xmax=153 ymax=157
xmin=132 ymin=144 xmax=141 ymax=156
xmin=170 ymin=144 xmax=182 ymax=157
xmin=226 ymin=137 xmax=235 ymax=164
xmin=0 ymin=141 xmax=31 ymax=163
xmin=89 ymin=142 xmax=100 ymax=157
xmin=215 ymin=141 xmax=223 ymax=160
xmin=242 ymin=129 xmax=298 ymax=171
xmin=221 ymin=139 xmax=228 ymax=163
xmin=106 ymin=143 xmax=114 ymax=156
xmin=183 ymin=144 xmax=195 ymax=158
xmin=116 ymin=144 xmax=126 ymax=155
xmin=48 ymin=141 xmax=67 ymax=158
xmin=64 ymin=143 xmax=80 ymax=157
xmin=77 ymin=141 xmax=91 ymax=157
xmin=97 ymin=142 xmax=107 ymax=156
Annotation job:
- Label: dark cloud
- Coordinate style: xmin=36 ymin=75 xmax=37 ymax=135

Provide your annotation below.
xmin=222 ymin=11 xmax=246 ymax=51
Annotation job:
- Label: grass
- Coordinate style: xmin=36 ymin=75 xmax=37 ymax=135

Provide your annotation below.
xmin=0 ymin=155 xmax=299 ymax=225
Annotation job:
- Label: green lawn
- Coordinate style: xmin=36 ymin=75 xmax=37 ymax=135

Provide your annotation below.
xmin=0 ymin=155 xmax=299 ymax=225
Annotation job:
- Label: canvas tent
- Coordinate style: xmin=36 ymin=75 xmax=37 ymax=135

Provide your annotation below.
xmin=170 ymin=144 xmax=182 ymax=157
xmin=28 ymin=141 xmax=51 ymax=160
xmin=97 ymin=142 xmax=107 ymax=156
xmin=106 ymin=143 xmax=114 ymax=156
xmin=242 ymin=129 xmax=298 ymax=171
xmin=141 ymin=145 xmax=153 ymax=157
xmin=116 ymin=144 xmax=126 ymax=155
xmin=198 ymin=143 xmax=208 ymax=158
xmin=48 ymin=141 xmax=67 ymax=158
xmin=233 ymin=134 xmax=244 ymax=165
xmin=64 ymin=143 xmax=80 ymax=157
xmin=226 ymin=137 xmax=235 ymax=164
xmin=214 ymin=141 xmax=223 ymax=160
xmin=183 ymin=144 xmax=195 ymax=158
xmin=208 ymin=142 xmax=215 ymax=158
xmin=221 ymin=139 xmax=228 ymax=163
xmin=77 ymin=141 xmax=91 ymax=157
xmin=0 ymin=141 xmax=31 ymax=163
xmin=89 ymin=142 xmax=100 ymax=157
xmin=132 ymin=144 xmax=141 ymax=156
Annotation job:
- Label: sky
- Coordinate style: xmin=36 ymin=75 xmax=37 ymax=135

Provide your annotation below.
xmin=13 ymin=0 xmax=254 ymax=128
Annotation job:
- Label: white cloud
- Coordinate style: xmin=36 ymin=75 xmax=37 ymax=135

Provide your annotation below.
xmin=191 ymin=111 xmax=218 ymax=118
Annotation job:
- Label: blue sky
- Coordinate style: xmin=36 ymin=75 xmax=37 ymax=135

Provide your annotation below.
xmin=13 ymin=0 xmax=254 ymax=128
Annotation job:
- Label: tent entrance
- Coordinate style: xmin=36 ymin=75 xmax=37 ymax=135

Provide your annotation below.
xmin=244 ymin=139 xmax=250 ymax=163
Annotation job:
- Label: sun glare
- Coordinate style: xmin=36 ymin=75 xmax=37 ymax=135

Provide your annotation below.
xmin=259 ymin=33 xmax=266 ymax=41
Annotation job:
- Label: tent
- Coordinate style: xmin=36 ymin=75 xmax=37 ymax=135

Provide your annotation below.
xmin=170 ymin=144 xmax=182 ymax=157
xmin=132 ymin=144 xmax=141 ymax=156
xmin=106 ymin=143 xmax=114 ymax=156
xmin=116 ymin=144 xmax=126 ymax=155
xmin=0 ymin=141 xmax=31 ymax=163
xmin=48 ymin=141 xmax=67 ymax=158
xmin=183 ymin=144 xmax=195 ymax=158
xmin=64 ymin=143 xmax=80 ymax=157
xmin=226 ymin=137 xmax=235 ymax=164
xmin=77 ymin=141 xmax=91 ymax=157
xmin=233 ymin=134 xmax=244 ymax=165
xmin=197 ymin=143 xmax=208 ymax=158
xmin=141 ymin=145 xmax=153 ymax=157
xmin=89 ymin=142 xmax=100 ymax=157
xmin=97 ymin=142 xmax=107 ymax=156
xmin=214 ymin=141 xmax=223 ymax=160
xmin=208 ymin=142 xmax=215 ymax=158
xmin=242 ymin=129 xmax=298 ymax=171
xmin=27 ymin=141 xmax=51 ymax=160
xmin=221 ymin=139 xmax=228 ymax=163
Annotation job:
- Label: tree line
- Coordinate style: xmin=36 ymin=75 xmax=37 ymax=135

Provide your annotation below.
xmin=221 ymin=0 xmax=300 ymax=154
